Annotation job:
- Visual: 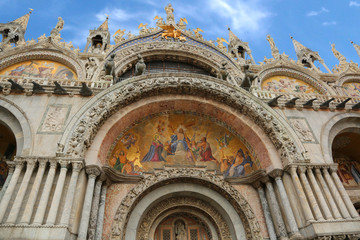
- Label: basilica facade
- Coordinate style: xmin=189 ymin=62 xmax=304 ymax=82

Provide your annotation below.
xmin=0 ymin=4 xmax=360 ymax=240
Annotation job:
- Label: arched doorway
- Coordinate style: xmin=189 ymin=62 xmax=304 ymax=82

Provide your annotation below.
xmin=0 ymin=121 xmax=16 ymax=189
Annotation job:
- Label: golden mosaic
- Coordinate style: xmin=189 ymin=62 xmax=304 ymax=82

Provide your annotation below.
xmin=262 ymin=76 xmax=319 ymax=93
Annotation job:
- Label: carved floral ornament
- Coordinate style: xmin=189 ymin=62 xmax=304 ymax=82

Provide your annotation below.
xmin=110 ymin=168 xmax=262 ymax=240
xmin=60 ymin=74 xmax=305 ymax=166
xmin=0 ymin=41 xmax=85 ymax=80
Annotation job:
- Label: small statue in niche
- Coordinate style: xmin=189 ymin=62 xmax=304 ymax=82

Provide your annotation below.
xmin=104 ymin=53 xmax=116 ymax=81
xmin=174 ymin=221 xmax=187 ymax=240
xmin=217 ymin=62 xmax=229 ymax=81
xmin=240 ymin=65 xmax=257 ymax=91
xmin=135 ymin=54 xmax=146 ymax=76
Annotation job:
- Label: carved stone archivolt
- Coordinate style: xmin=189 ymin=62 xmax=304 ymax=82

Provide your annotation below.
xmin=91 ymin=40 xmax=243 ymax=85
xmin=60 ymin=74 xmax=305 ymax=165
xmin=137 ymin=197 xmax=230 ymax=240
xmin=256 ymin=66 xmax=334 ymax=94
xmin=109 ymin=168 xmax=262 ymax=240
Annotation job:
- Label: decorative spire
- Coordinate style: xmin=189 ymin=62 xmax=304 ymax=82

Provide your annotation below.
xmin=290 ymin=36 xmax=309 ymax=54
xmin=331 ymin=43 xmax=346 ymax=63
xmin=351 ymin=41 xmax=360 ymax=59
xmin=228 ymin=27 xmax=239 ymax=43
xmin=12 ymin=9 xmax=33 ymax=31
xmin=97 ymin=15 xmax=109 ymax=31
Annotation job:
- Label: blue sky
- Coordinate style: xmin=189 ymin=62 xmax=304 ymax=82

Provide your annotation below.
xmin=1 ymin=0 xmax=360 ymax=72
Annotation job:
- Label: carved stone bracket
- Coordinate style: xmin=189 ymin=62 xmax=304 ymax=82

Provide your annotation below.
xmin=85 ymin=165 xmax=102 ymax=178
xmin=61 ymin=74 xmax=305 ymax=166
xmin=110 ymin=168 xmax=262 ymax=240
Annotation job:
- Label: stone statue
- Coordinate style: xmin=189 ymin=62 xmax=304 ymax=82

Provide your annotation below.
xmin=217 ymin=62 xmax=229 ymax=81
xmin=126 ymin=31 xmax=135 ymax=39
xmin=113 ymin=29 xmax=126 ymax=44
xmin=174 ymin=221 xmax=186 ymax=240
xmin=154 ymin=16 xmax=165 ymax=27
xmin=240 ymin=65 xmax=257 ymax=91
xmin=165 ymin=3 xmax=175 ymax=25
xmin=331 ymin=43 xmax=347 ymax=63
xmin=216 ymin=37 xmax=228 ymax=52
xmin=135 ymin=54 xmax=146 ymax=76
xmin=104 ymin=53 xmax=116 ymax=81
xmin=266 ymin=34 xmax=280 ymax=59
xmin=85 ymin=57 xmax=97 ymax=80
xmin=51 ymin=17 xmax=64 ymax=37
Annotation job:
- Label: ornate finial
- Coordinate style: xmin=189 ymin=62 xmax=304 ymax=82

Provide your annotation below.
xmin=266 ymin=34 xmax=280 ymax=59
xmin=12 ymin=10 xmax=33 ymax=31
xmin=227 ymin=27 xmax=239 ymax=43
xmin=351 ymin=40 xmax=360 ymax=59
xmin=97 ymin=15 xmax=109 ymax=31
xmin=29 ymin=8 xmax=34 ymax=14
xmin=331 ymin=43 xmax=347 ymax=63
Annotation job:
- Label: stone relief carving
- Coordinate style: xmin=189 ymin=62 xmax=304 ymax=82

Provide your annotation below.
xmin=137 ymin=196 xmax=231 ymax=240
xmin=38 ymin=105 xmax=71 ymax=134
xmin=288 ymin=118 xmax=316 ymax=143
xmin=62 ymin=75 xmax=304 ymax=166
xmin=109 ymin=168 xmax=263 ymax=240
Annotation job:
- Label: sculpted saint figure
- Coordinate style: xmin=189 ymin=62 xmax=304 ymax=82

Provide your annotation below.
xmin=165 ymin=3 xmax=175 ymax=25
xmin=174 ymin=221 xmax=187 ymax=240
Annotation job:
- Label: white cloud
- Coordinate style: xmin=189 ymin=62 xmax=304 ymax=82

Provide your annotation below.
xmin=307 ymin=7 xmax=329 ymax=16
xmin=350 ymin=1 xmax=360 ymax=6
xmin=207 ymin=0 xmax=271 ymax=35
xmin=322 ymin=21 xmax=337 ymax=26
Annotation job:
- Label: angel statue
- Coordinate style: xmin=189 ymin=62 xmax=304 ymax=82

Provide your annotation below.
xmin=154 ymin=16 xmax=165 ymax=27
xmin=193 ymin=28 xmax=204 ymax=40
xmin=216 ymin=37 xmax=228 ymax=52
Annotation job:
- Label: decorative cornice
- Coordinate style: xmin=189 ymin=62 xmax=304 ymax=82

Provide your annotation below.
xmin=225 ymin=169 xmax=266 ymax=184
xmin=102 ymin=166 xmax=143 ymax=183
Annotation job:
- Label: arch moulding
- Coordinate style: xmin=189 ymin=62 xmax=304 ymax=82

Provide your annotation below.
xmin=59 ymin=73 xmax=305 ymax=166
xmin=320 ymin=113 xmax=360 ymax=163
xmin=0 ymin=97 xmax=32 ymax=156
xmin=109 ymin=168 xmax=262 ymax=240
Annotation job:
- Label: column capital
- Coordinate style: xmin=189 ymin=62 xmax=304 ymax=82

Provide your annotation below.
xmin=287 ymin=165 xmax=298 ymax=175
xmin=86 ymin=165 xmax=102 ymax=178
xmin=38 ymin=159 xmax=48 ymax=168
xmin=269 ymin=169 xmax=283 ymax=179
xmin=252 ymin=180 xmax=263 ymax=189
xmin=72 ymin=161 xmax=84 ymax=172
xmin=306 ymin=166 xmax=314 ymax=173
xmin=49 ymin=159 xmax=58 ymax=169
xmin=329 ymin=165 xmax=338 ymax=173
xmin=314 ymin=168 xmax=322 ymax=174
xmin=14 ymin=160 xmax=25 ymax=168
xmin=6 ymin=161 xmax=16 ymax=173
xmin=59 ymin=160 xmax=70 ymax=168
xmin=25 ymin=158 xmax=37 ymax=167
xmin=260 ymin=175 xmax=271 ymax=184
xmin=297 ymin=166 xmax=307 ymax=174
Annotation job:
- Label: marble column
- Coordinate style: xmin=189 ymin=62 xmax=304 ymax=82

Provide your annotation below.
xmin=60 ymin=161 xmax=83 ymax=226
xmin=323 ymin=167 xmax=351 ymax=219
xmin=288 ymin=166 xmax=314 ymax=222
xmin=330 ymin=166 xmax=359 ymax=218
xmin=78 ymin=165 xmax=101 ymax=240
xmin=6 ymin=159 xmax=36 ymax=224
xmin=253 ymin=181 xmax=277 ymax=240
xmin=95 ymin=183 xmax=108 ymax=240
xmin=88 ymin=175 xmax=105 ymax=240
xmin=0 ymin=160 xmax=24 ymax=223
xmin=307 ymin=167 xmax=332 ymax=220
xmin=270 ymin=170 xmax=301 ymax=238
xmin=0 ymin=161 xmax=16 ymax=203
xmin=46 ymin=160 xmax=69 ymax=225
xmin=33 ymin=160 xmax=57 ymax=225
xmin=20 ymin=159 xmax=48 ymax=224
xmin=298 ymin=166 xmax=324 ymax=221
xmin=263 ymin=177 xmax=288 ymax=240
xmin=315 ymin=167 xmax=342 ymax=220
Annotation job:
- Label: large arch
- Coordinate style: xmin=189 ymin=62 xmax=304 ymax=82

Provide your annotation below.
xmin=320 ymin=113 xmax=360 ymax=163
xmin=0 ymin=97 xmax=32 ymax=156
xmin=110 ymin=169 xmax=263 ymax=240
xmin=59 ymin=73 xmax=306 ymax=166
